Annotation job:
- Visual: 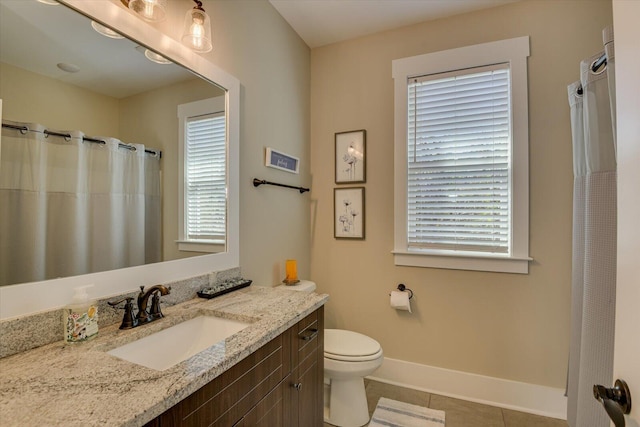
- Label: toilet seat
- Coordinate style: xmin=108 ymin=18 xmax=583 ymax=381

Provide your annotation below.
xmin=324 ymin=329 xmax=382 ymax=362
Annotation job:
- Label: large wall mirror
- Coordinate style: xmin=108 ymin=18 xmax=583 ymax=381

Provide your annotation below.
xmin=0 ymin=0 xmax=240 ymax=318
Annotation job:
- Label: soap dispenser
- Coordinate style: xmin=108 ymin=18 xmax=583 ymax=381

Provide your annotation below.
xmin=64 ymin=285 xmax=99 ymax=343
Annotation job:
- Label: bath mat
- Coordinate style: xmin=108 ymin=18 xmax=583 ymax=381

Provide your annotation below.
xmin=369 ymin=397 xmax=445 ymax=427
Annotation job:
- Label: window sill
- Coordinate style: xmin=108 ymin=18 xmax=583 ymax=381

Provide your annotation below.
xmin=392 ymin=249 xmax=532 ymax=274
xmin=177 ymin=240 xmax=225 ymax=254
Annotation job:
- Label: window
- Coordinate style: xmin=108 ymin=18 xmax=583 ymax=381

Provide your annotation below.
xmin=178 ymin=97 xmax=226 ymax=252
xmin=392 ymin=37 xmax=531 ymax=273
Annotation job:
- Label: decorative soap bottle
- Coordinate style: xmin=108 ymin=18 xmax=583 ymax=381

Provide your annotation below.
xmin=64 ymin=285 xmax=99 ymax=343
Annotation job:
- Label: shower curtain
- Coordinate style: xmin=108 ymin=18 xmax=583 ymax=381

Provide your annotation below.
xmin=0 ymin=122 xmax=161 ymax=286
xmin=566 ymin=27 xmax=617 ymax=427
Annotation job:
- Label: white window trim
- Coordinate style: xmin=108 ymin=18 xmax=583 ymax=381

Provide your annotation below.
xmin=177 ymin=96 xmax=226 ymax=253
xmin=392 ymin=36 xmax=532 ymax=274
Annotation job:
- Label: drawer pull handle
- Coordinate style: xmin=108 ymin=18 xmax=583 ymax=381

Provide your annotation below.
xmin=299 ymin=328 xmax=318 ymax=341
xmin=293 ymin=382 xmax=303 ymax=390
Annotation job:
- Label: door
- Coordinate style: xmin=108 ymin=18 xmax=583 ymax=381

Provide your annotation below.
xmin=612 ymin=1 xmax=640 ymax=426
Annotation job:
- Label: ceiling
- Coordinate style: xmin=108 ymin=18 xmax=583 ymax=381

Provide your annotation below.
xmin=269 ymin=0 xmax=519 ymax=48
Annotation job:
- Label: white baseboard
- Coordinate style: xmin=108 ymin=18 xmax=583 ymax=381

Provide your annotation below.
xmin=367 ymin=357 xmax=567 ymax=420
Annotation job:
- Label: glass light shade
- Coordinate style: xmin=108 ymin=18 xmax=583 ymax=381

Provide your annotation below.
xmin=91 ymin=21 xmax=124 ymax=39
xmin=181 ymin=8 xmax=212 ymax=53
xmin=144 ymin=49 xmax=171 ymax=65
xmin=128 ymin=0 xmax=167 ymax=22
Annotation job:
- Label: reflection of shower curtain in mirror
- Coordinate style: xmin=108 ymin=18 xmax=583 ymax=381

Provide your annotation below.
xmin=0 ymin=122 xmax=161 ymax=286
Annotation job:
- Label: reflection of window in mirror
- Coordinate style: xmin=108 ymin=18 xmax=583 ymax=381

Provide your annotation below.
xmin=177 ymin=96 xmax=226 ymax=253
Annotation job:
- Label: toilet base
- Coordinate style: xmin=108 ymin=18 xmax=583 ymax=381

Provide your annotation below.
xmin=324 ymin=377 xmax=370 ymax=427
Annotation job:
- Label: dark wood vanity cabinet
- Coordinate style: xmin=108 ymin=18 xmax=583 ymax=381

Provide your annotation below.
xmin=289 ymin=306 xmax=323 ymax=427
xmin=145 ymin=306 xmax=324 ymax=427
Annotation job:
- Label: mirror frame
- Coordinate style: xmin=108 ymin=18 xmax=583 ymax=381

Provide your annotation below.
xmin=0 ymin=0 xmax=240 ymax=319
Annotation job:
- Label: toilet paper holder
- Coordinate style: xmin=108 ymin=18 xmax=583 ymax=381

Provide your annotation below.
xmin=391 ymin=284 xmax=413 ymax=299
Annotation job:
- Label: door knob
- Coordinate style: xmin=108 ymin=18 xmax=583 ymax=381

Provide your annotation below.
xmin=593 ymin=379 xmax=632 ymax=427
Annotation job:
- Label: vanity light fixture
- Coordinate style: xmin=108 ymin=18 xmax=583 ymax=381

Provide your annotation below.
xmin=127 ymin=0 xmax=167 ymax=22
xmin=91 ymin=21 xmax=125 ymax=39
xmin=134 ymin=45 xmax=172 ymax=65
xmin=181 ymin=0 xmax=213 ymax=53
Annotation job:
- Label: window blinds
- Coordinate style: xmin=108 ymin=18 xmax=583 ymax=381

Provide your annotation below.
xmin=185 ymin=112 xmax=226 ymax=242
xmin=407 ymin=64 xmax=511 ymax=254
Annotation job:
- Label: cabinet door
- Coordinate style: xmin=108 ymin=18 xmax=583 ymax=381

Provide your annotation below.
xmin=295 ymin=354 xmax=321 ymax=427
xmin=234 ymin=375 xmax=290 ymax=427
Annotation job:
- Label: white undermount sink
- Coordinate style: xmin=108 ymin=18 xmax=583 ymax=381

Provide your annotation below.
xmin=107 ymin=315 xmax=251 ymax=371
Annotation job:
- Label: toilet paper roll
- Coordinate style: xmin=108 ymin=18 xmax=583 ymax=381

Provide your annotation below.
xmin=390 ymin=290 xmax=412 ymax=313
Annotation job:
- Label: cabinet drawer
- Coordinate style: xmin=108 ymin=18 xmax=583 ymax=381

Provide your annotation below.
xmin=296 ymin=310 xmax=319 ymax=363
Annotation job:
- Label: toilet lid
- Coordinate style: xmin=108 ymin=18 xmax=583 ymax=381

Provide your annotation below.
xmin=324 ymin=329 xmax=381 ymax=361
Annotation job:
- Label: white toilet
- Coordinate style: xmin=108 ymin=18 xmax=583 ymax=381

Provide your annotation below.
xmin=279 ymin=280 xmax=384 ymax=427
xmin=324 ymin=328 xmax=383 ymax=426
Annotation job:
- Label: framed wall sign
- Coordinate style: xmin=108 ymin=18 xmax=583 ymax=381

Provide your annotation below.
xmin=334 ymin=187 xmax=365 ymax=239
xmin=265 ymin=147 xmax=300 ymax=174
xmin=335 ymin=129 xmax=366 ymax=184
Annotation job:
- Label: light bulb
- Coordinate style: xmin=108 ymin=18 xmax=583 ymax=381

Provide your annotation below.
xmin=143 ymin=0 xmax=156 ymax=20
xmin=190 ymin=22 xmax=205 ymax=50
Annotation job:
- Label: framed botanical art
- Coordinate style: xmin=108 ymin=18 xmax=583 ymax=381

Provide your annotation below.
xmin=335 ymin=129 xmax=366 ymax=184
xmin=334 ymin=187 xmax=365 ymax=239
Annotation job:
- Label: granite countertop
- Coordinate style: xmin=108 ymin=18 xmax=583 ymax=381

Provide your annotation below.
xmin=0 ymin=286 xmax=328 ymax=427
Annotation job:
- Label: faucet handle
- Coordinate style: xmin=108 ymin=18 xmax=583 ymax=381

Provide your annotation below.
xmin=149 ymin=292 xmax=165 ymax=318
xmin=107 ymin=296 xmax=133 ymax=308
xmin=107 ymin=297 xmax=137 ymax=329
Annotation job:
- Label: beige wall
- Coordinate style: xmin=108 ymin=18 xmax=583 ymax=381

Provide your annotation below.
xmin=148 ymin=0 xmax=312 ymax=284
xmin=202 ymin=0 xmax=312 ymax=284
xmin=118 ymin=78 xmax=224 ymax=262
xmin=310 ymin=0 xmax=612 ymax=388
xmin=0 ymin=62 xmax=119 ymax=136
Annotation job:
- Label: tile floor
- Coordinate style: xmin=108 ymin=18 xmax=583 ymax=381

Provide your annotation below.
xmin=324 ymin=379 xmax=568 ymax=427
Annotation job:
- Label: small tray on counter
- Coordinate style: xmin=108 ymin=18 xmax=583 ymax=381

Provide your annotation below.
xmin=197 ymin=279 xmax=252 ymax=299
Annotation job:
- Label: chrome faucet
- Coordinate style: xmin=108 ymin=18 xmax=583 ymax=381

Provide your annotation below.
xmin=108 ymin=285 xmax=171 ymax=330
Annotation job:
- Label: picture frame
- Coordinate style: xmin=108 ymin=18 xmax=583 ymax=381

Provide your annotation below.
xmin=265 ymin=147 xmax=300 ymax=174
xmin=334 ymin=187 xmax=365 ymax=239
xmin=335 ymin=129 xmax=366 ymax=184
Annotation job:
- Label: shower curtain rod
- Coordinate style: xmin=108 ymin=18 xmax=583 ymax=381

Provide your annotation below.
xmin=591 ymin=53 xmax=607 ymax=72
xmin=1 ymin=123 xmax=162 ymax=158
